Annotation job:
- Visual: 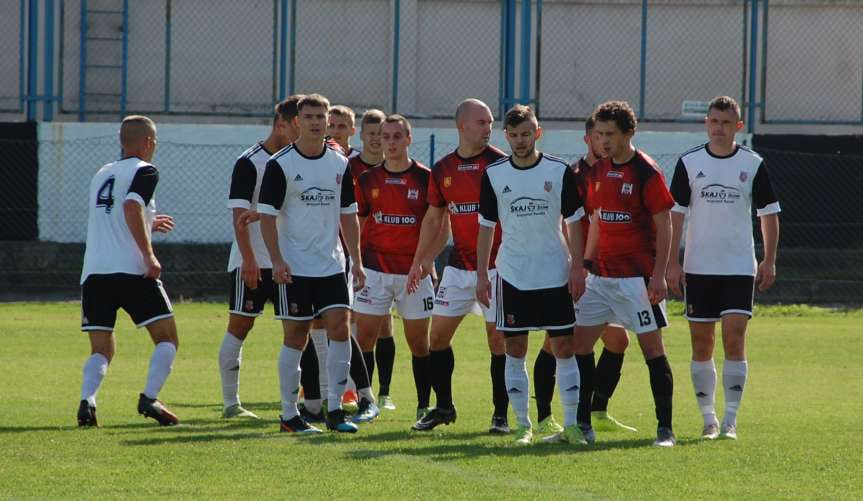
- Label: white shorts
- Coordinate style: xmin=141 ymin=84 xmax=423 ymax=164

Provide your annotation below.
xmin=575 ymin=273 xmax=668 ymax=335
xmin=352 ymin=269 xmax=434 ymax=319
xmin=432 ymin=266 xmax=497 ymax=323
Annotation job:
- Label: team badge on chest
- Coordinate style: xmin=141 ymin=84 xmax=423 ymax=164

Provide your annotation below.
xmin=371 ymin=188 xmax=380 ymax=199
xmin=621 ymin=183 xmax=633 ymax=195
xmin=336 ymin=173 xmax=342 ymax=185
xmin=443 ymin=176 xmax=452 ymax=188
xmin=407 ymin=188 xmax=419 ymax=200
xmin=544 ymin=181 xmax=552 ymax=192
xmin=739 ymin=171 xmax=748 ymax=182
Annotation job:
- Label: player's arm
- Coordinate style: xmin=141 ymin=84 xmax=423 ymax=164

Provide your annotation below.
xmin=124 ymin=165 xmax=161 ymax=278
xmin=476 ymin=172 xmax=498 ymax=307
xmin=666 ymin=158 xmax=690 ymax=296
xmin=339 ymin=166 xmax=365 ymax=291
xmin=753 ymin=162 xmax=781 ymax=291
xmin=585 ymin=211 xmax=599 ymax=261
xmin=407 ymin=205 xmax=447 ymax=293
xmin=257 ymin=159 xmax=290 ymax=284
xmin=228 ymin=157 xmax=261 ymax=289
xmin=562 ymin=168 xmax=586 ymax=301
xmin=650 ymin=209 xmax=672 ymax=305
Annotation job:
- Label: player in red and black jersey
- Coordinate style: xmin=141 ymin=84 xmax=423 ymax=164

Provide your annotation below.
xmin=353 ymin=114 xmax=435 ymax=418
xmin=573 ymin=101 xmax=677 ymax=447
xmin=405 ymin=99 xmax=512 ymax=433
xmin=328 ymin=105 xmax=361 ymax=159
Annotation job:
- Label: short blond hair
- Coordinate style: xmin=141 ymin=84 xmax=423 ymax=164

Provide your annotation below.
xmin=361 ymin=109 xmax=386 ymax=131
xmin=329 ymin=105 xmax=356 ymax=126
xmin=120 ymin=115 xmax=156 ymax=147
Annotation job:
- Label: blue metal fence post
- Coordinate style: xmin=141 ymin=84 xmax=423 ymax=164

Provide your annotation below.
xmin=19 ymin=0 xmax=26 ymax=112
xmin=120 ymin=0 xmax=128 ymax=113
xmin=519 ymin=0 xmax=531 ymax=105
xmin=429 ymin=134 xmax=435 ymax=167
xmin=502 ymin=0 xmax=516 ymax=111
xmin=747 ymin=0 xmax=759 ymax=132
xmin=638 ymin=0 xmax=647 ymax=120
xmin=391 ymin=0 xmax=400 ymax=113
xmin=278 ymin=0 xmax=287 ymax=99
xmin=534 ymin=0 xmax=542 ymax=116
xmin=164 ymin=0 xmax=172 ymax=112
xmin=43 ymin=0 xmax=55 ymax=121
xmin=498 ymin=0 xmax=506 ymax=116
xmin=26 ymin=0 xmax=38 ymax=121
xmin=289 ymin=0 xmax=296 ymax=95
xmin=78 ymin=0 xmax=87 ymax=121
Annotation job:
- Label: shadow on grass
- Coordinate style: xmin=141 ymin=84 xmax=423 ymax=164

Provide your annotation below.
xmin=167 ymin=401 xmax=281 ymax=412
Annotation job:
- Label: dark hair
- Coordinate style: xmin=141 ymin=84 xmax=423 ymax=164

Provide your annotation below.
xmin=383 ymin=114 xmax=412 ymax=136
xmin=274 ymin=94 xmax=304 ymax=123
xmin=361 ymin=109 xmax=386 ymax=131
xmin=329 ymin=105 xmax=356 ymax=125
xmin=708 ymin=95 xmax=741 ymax=120
xmin=592 ymin=100 xmax=637 ymax=133
xmin=503 ymin=104 xmax=537 ymax=130
xmin=297 ymin=93 xmax=331 ymax=112
xmin=584 ymin=116 xmax=595 ymax=134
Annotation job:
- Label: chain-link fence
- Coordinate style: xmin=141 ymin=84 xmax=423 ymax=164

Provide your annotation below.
xmin=0 ymin=0 xmax=24 ymax=113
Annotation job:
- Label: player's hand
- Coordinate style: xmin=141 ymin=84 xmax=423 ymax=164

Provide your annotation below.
xmin=755 ymin=259 xmax=776 ymax=291
xmin=237 ymin=210 xmax=260 ymax=228
xmin=569 ymin=265 xmax=586 ymax=302
xmin=151 ymin=214 xmax=175 ymax=233
xmin=272 ymin=259 xmax=292 ymax=285
xmin=406 ymin=262 xmax=428 ymax=294
xmin=241 ymin=258 xmax=262 ymax=290
xmin=143 ymin=253 xmax=162 ymax=279
xmin=666 ymin=262 xmax=685 ymax=297
xmin=647 ymin=273 xmax=667 ymax=305
xmin=351 ymin=264 xmax=366 ymax=292
xmin=476 ymin=273 xmax=492 ymax=308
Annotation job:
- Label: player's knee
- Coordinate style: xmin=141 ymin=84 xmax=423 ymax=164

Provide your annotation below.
xmin=722 ymin=331 xmax=746 ymax=359
xmin=637 ymin=331 xmax=665 ymax=359
xmin=429 ymin=327 xmax=455 ymax=351
xmin=486 ymin=327 xmax=505 ymax=355
xmin=602 ymin=326 xmax=629 ymax=353
xmin=504 ymin=335 xmax=528 ymax=358
xmin=227 ymin=315 xmax=254 ymax=340
xmin=550 ymin=336 xmax=574 ymax=358
xmin=148 ymin=318 xmax=178 ymax=347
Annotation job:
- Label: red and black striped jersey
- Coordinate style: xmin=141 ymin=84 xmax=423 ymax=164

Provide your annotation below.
xmin=428 ymin=146 xmax=506 ymax=270
xmin=355 ymin=160 xmax=430 ymax=274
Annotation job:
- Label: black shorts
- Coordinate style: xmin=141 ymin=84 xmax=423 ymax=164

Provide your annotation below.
xmin=684 ymin=273 xmax=755 ymax=322
xmin=274 ymin=273 xmax=351 ymax=320
xmin=81 ymin=273 xmax=173 ymax=331
xmin=496 ymin=276 xmax=576 ymax=336
xmin=229 ymin=268 xmax=275 ymax=316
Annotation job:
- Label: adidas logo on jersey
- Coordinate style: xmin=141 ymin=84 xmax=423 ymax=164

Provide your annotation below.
xmin=502 ymin=185 xmax=512 ymax=193
xmin=294 ymin=174 xmax=304 ymax=181
xmin=696 ymin=171 xmax=706 ymax=179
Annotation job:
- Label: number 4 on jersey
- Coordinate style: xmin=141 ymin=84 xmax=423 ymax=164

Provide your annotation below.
xmin=96 ymin=177 xmax=116 ymax=213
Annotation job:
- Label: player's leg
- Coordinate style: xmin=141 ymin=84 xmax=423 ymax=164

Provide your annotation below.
xmin=277 ymin=318 xmax=322 ymax=433
xmin=394 ymin=274 xmax=434 ymax=421
xmin=685 ymin=273 xmax=722 ymax=438
xmin=412 ymin=314 xmax=462 ymax=430
xmin=353 ymin=268 xmax=391 ymax=402
xmin=534 ymin=334 xmax=560 ymax=433
xmin=573 ymin=274 xmax=615 ymax=436
xmin=592 ymin=325 xmax=636 ymax=432
xmin=504 ymin=333 xmax=532 ymax=444
xmin=303 ymin=316 xmax=328 ymax=412
xmin=348 ymin=329 xmax=379 ymax=424
xmin=548 ymin=330 xmax=589 ymax=445
xmin=717 ymin=275 xmax=755 ymax=440
xmin=486 ymin=321 xmax=509 ymax=433
xmin=318 ymin=306 xmax=360 ymax=432
xmin=78 ymin=275 xmax=118 ymax=427
xmin=375 ymin=315 xmax=396 ymax=407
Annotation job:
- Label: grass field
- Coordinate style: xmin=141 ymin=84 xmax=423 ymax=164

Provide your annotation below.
xmin=1 ymin=301 xmax=861 ymax=499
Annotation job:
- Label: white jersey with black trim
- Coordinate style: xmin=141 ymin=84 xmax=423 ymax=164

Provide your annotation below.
xmin=670 ymin=144 xmax=781 ymax=276
xmin=81 ymin=157 xmax=158 ymax=283
xmin=478 ymin=153 xmax=584 ymax=290
xmin=226 ymin=142 xmax=274 ymax=271
xmin=257 ymin=143 xmax=357 ymax=277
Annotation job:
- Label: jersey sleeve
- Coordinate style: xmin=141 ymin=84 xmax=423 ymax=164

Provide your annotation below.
xmin=427 ymin=167 xmax=446 ymax=208
xmin=561 ymin=167 xmax=585 ymax=224
xmin=227 ymin=157 xmax=256 ymax=209
xmin=669 ymin=158 xmax=691 ymax=214
xmin=355 ymin=172 xmax=370 ymax=217
xmin=752 ymin=161 xmax=781 ymax=216
xmin=126 ymin=165 xmax=159 ymax=206
xmin=340 ymin=166 xmax=358 ymax=214
xmin=257 ymin=159 xmax=287 ymax=216
xmin=478 ymin=171 xmax=498 ymax=227
xmin=643 ymin=170 xmax=675 ymax=215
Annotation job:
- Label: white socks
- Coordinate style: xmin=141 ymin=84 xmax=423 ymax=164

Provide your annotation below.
xmin=310 ymin=328 xmax=329 ymax=397
xmin=556 ymin=356 xmax=581 ymax=427
xmin=143 ymin=342 xmax=177 ymax=400
xmin=326 ymin=339 xmax=351 ymax=412
xmin=81 ymin=353 xmax=109 ymax=407
xmin=278 ymin=345 xmax=303 ymax=419
xmin=691 ymin=359 xmax=718 ymax=426
xmin=505 ymin=354 xmax=531 ymax=428
xmin=218 ymin=332 xmax=244 ymax=408
xmin=722 ymin=360 xmax=748 ymax=427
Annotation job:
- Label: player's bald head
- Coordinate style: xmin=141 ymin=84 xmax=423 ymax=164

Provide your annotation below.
xmin=120 ymin=115 xmax=156 ymax=148
xmin=455 ymin=99 xmax=492 ymax=124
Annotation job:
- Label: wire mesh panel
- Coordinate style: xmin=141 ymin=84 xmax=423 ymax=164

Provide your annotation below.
xmin=0 ymin=0 xmax=23 ymax=112
xmin=763 ymin=1 xmax=863 ymax=123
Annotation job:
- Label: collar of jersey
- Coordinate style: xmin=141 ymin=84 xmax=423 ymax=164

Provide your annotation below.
xmin=705 ymin=143 xmax=740 ymax=159
xmin=291 ymin=142 xmax=327 ymax=160
xmin=509 ymin=152 xmax=543 ymax=170
xmin=383 ymin=159 xmax=416 ymax=175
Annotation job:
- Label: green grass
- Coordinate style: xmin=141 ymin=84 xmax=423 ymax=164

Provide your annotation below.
xmin=1 ymin=301 xmax=861 ymax=500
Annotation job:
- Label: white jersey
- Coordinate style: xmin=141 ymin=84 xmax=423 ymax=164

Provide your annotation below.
xmin=81 ymin=157 xmax=158 ymax=283
xmin=226 ymin=142 xmax=275 ymax=271
xmin=478 ymin=153 xmax=584 ymax=290
xmin=670 ymin=144 xmax=780 ymax=276
xmin=257 ymin=143 xmax=357 ymax=277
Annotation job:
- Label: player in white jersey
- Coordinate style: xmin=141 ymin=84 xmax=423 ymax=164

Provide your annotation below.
xmin=476 ymin=105 xmax=588 ymax=446
xmin=218 ymin=96 xmax=303 ymax=420
xmin=77 ymin=116 xmax=180 ymax=427
xmin=667 ymin=96 xmax=781 ymax=440
xmin=254 ymin=93 xmax=366 ymax=434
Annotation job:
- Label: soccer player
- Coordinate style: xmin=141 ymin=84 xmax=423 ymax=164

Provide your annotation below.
xmin=348 ymin=109 xmax=398 ymax=410
xmin=406 ymin=98 xmax=510 ymax=433
xmin=327 ymin=105 xmax=361 ymax=158
xmin=353 ymin=114 xmax=435 ymax=421
xmin=77 ymin=115 xmax=180 ymax=427
xmin=256 ymin=93 xmax=366 ymax=434
xmin=476 ymin=105 xmax=588 ymax=446
xmin=667 ymin=95 xmax=780 ymax=440
xmin=219 ymin=96 xmax=303 ymax=420
xmin=573 ymin=101 xmax=677 ymax=447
